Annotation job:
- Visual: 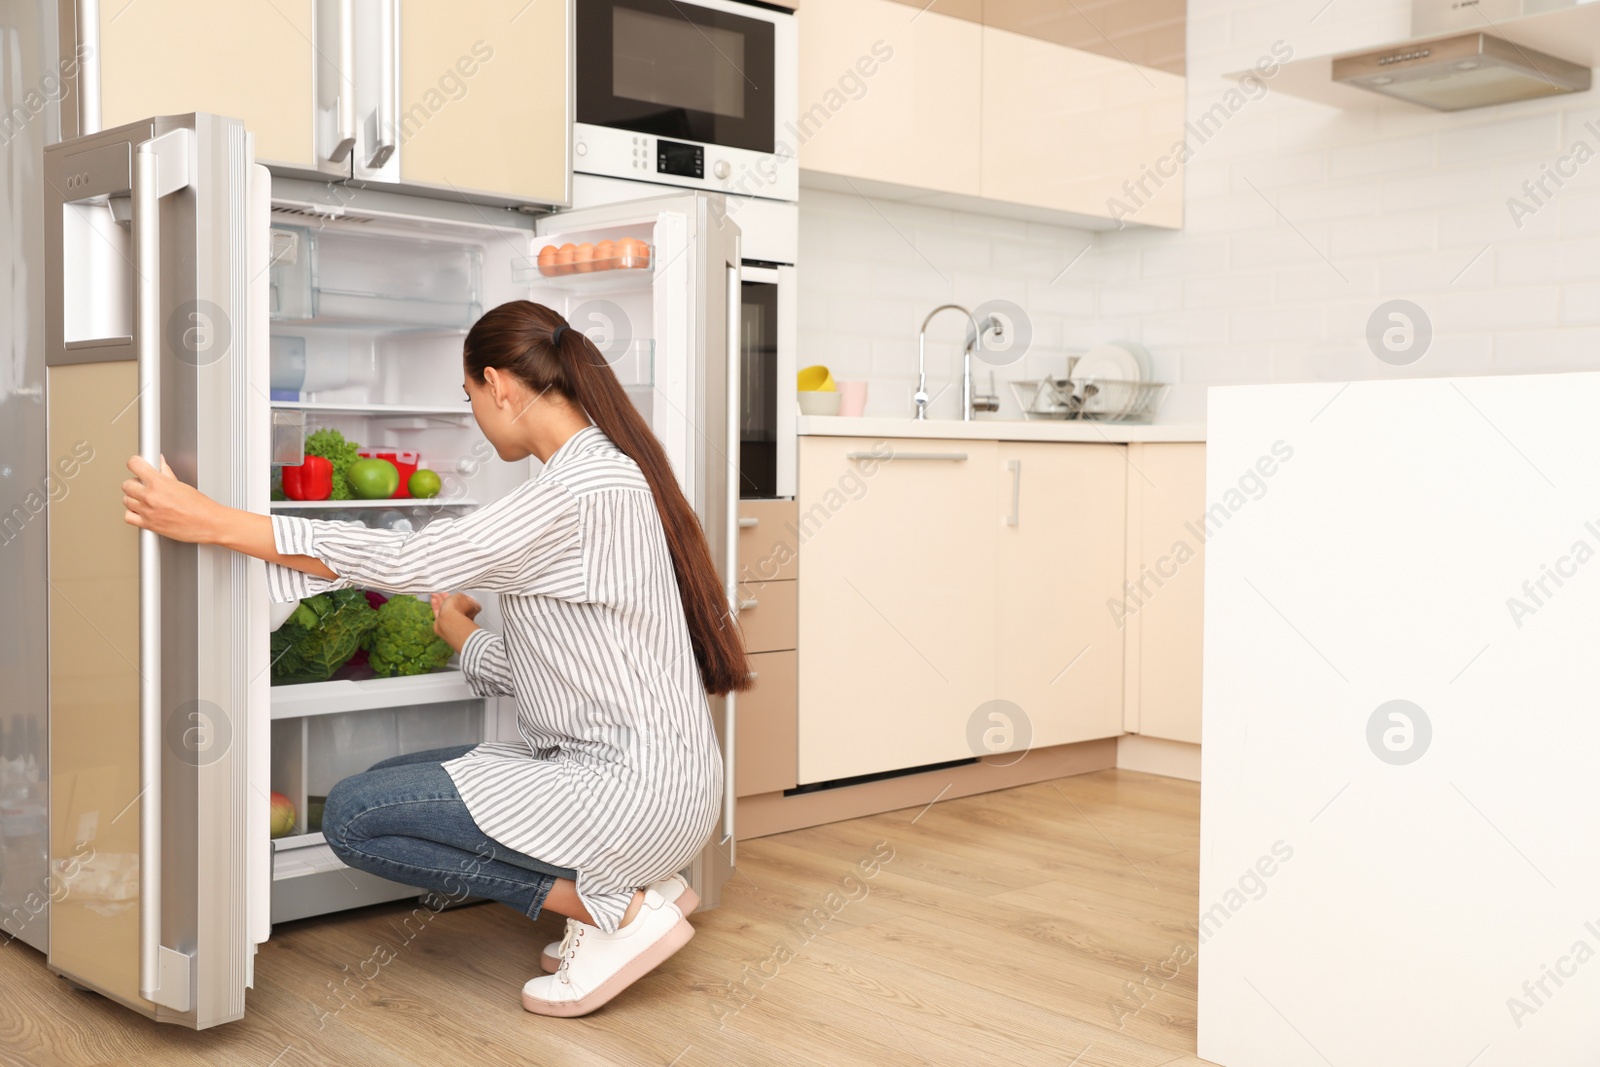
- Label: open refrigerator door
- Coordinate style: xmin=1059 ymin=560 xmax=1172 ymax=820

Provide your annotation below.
xmin=44 ymin=113 xmax=270 ymax=1028
xmin=530 ymin=193 xmax=743 ymax=909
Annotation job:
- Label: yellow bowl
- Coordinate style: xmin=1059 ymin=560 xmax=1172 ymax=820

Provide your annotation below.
xmin=797 ymin=365 xmax=836 ymax=392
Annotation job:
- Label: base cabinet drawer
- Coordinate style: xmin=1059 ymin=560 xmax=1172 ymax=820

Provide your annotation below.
xmin=737 ymin=651 xmax=798 ymax=796
xmin=738 ymin=580 xmax=797 ymax=653
xmin=739 ymin=500 xmax=799 ymax=582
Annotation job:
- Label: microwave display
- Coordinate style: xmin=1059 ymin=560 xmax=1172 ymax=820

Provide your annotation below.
xmin=578 ymin=0 xmax=776 ymax=154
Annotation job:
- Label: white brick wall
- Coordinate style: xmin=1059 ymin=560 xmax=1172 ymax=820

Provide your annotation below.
xmin=798 ymin=0 xmax=1600 ymax=424
xmin=797 ymin=189 xmax=1103 ymax=420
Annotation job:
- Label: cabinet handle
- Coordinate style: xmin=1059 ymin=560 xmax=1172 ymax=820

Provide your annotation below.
xmin=738 ymin=516 xmax=759 ymax=528
xmin=846 ymin=450 xmax=968 ymax=461
xmin=738 ymin=598 xmax=759 ymax=610
xmin=365 ymin=0 xmax=399 ymax=169
xmin=1006 ymin=459 xmax=1022 ymax=527
xmin=329 ymin=0 xmax=357 ymax=162
xmin=747 ymin=671 xmax=760 ymax=682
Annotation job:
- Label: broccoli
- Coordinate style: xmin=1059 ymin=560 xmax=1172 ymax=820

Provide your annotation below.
xmin=303 ymin=428 xmax=361 ymax=501
xmin=269 ymin=589 xmax=379 ymax=684
xmin=365 ymin=595 xmax=454 ymax=677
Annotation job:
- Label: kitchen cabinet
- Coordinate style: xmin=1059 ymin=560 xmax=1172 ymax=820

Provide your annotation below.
xmin=979 ymin=26 xmax=1185 ymax=228
xmin=397 ymin=0 xmax=570 ymax=206
xmin=797 ymin=437 xmax=1000 ymax=784
xmin=795 ymin=0 xmax=983 ymax=198
xmin=796 ymin=0 xmax=1185 ymax=227
xmin=97 ymin=0 xmax=329 ymax=174
xmin=735 ymin=500 xmax=800 ymax=797
xmin=95 ymin=0 xmax=571 ymax=205
xmin=995 ymin=443 xmax=1126 ymax=748
xmin=737 ymin=651 xmax=798 ymax=796
xmin=1121 ymin=443 xmax=1205 ymax=744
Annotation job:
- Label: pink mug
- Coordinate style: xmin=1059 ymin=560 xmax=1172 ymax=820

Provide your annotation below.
xmin=836 ymin=380 xmax=868 ymax=417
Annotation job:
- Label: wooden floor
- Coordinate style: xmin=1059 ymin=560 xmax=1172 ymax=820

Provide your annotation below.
xmin=0 ymin=770 xmax=1213 ymax=1067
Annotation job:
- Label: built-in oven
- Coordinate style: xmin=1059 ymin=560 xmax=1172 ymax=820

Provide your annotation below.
xmin=574 ymin=0 xmax=798 ymax=203
xmin=739 ymin=261 xmax=796 ymax=499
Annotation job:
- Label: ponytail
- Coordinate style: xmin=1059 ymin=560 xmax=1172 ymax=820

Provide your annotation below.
xmin=464 ymin=301 xmax=752 ymax=695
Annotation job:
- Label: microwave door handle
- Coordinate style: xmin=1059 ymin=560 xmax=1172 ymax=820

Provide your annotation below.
xmin=134 ymin=129 xmax=195 ymax=1013
xmin=330 ymin=0 xmax=357 ymax=162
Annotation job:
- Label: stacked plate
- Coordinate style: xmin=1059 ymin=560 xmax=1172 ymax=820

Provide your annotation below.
xmin=1011 ymin=342 xmax=1166 ymax=422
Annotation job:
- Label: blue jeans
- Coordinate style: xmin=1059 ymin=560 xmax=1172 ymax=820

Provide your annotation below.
xmin=321 ymin=744 xmax=579 ymax=919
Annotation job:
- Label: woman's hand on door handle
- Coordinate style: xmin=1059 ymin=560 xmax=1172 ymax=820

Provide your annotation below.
xmin=122 ymin=454 xmax=224 ymax=543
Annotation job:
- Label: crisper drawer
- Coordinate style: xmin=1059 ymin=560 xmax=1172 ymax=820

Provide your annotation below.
xmin=738 ymin=500 xmax=798 ymax=582
xmin=737 ymin=651 xmax=798 ymax=797
xmin=738 ymin=580 xmax=797 ymax=653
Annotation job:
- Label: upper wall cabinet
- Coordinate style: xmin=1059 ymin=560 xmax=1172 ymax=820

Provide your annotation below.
xmin=796 ymin=0 xmax=983 ymax=199
xmin=980 ymin=26 xmax=1185 ymax=230
xmin=797 ymin=0 xmax=1186 ymax=228
xmin=96 ymin=0 xmax=571 ymax=207
xmin=397 ymin=0 xmax=570 ymax=207
xmin=98 ymin=0 xmax=333 ymax=175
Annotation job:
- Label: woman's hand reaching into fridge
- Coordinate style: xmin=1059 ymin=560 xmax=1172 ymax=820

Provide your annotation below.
xmin=431 ymin=592 xmax=483 ymax=653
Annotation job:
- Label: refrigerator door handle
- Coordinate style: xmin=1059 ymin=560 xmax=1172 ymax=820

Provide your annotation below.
xmin=134 ymin=128 xmax=196 ymax=1013
xmin=330 ymin=0 xmax=357 ymax=162
xmin=721 ymin=263 xmax=740 ymax=863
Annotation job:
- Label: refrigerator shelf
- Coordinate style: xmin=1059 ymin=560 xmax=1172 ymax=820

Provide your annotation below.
xmin=271 ymin=223 xmax=485 ymax=331
xmin=270 ymin=668 xmax=479 ymax=719
xmin=269 ymin=498 xmax=479 ymax=510
xmin=272 ymin=401 xmax=475 ymax=420
xmin=271 ymin=830 xmax=326 ymax=854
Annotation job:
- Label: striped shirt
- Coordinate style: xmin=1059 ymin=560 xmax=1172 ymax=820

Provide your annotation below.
xmin=267 ymin=425 xmax=722 ymax=932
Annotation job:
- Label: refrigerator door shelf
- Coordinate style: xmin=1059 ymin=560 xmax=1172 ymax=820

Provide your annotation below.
xmin=512 ymin=249 xmax=658 ymax=293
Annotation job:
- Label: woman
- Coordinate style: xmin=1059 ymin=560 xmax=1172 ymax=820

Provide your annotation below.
xmin=122 ymin=300 xmax=750 ymax=1017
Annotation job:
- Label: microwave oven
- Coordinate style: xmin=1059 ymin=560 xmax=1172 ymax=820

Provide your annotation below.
xmin=574 ymin=0 xmax=798 ymax=203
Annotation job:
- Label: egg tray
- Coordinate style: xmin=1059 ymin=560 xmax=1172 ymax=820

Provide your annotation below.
xmin=536 ymin=241 xmax=653 ymax=275
xmin=512 ymin=244 xmax=656 ymax=291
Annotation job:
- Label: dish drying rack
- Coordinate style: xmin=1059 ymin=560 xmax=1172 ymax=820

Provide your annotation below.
xmin=1009 ymin=377 xmax=1168 ymax=422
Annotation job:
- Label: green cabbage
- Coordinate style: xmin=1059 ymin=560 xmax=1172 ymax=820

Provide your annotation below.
xmin=269 ymin=590 xmax=379 ymax=684
xmin=365 ymin=595 xmax=454 ymax=678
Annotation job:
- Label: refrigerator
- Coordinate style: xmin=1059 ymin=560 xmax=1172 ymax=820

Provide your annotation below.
xmin=40 ymin=111 xmax=743 ymax=1028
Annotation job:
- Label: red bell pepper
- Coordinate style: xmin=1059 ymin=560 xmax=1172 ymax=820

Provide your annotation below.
xmin=282 ymin=455 xmax=334 ymax=501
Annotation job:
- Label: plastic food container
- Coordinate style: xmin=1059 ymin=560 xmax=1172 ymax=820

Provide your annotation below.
xmin=358 ymin=449 xmax=420 ymax=498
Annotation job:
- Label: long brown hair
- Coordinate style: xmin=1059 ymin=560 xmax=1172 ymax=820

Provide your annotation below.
xmin=464 ymin=300 xmax=751 ymax=695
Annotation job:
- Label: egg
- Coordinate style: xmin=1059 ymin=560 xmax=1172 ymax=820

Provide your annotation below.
xmin=618 ymin=237 xmax=650 ymax=269
xmin=573 ymin=242 xmax=596 ymax=273
xmin=593 ymin=239 xmax=616 ymax=271
xmin=554 ymin=243 xmax=576 ymax=275
xmin=537 ymin=244 xmax=559 ymax=277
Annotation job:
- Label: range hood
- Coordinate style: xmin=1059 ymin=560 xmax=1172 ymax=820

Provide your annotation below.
xmin=1332 ymin=32 xmax=1591 ymax=110
xmin=1332 ymin=0 xmax=1592 ymax=110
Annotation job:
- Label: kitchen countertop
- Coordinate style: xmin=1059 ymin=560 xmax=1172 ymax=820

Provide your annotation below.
xmin=793 ymin=415 xmax=1206 ymax=443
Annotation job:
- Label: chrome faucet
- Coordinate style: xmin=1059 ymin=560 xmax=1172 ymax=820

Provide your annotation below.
xmin=914 ymin=304 xmax=1001 ymax=421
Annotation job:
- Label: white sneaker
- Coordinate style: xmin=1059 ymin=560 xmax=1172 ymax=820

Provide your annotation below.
xmin=521 ymin=889 xmax=694 ymax=1017
xmin=539 ymin=873 xmax=698 ymax=973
